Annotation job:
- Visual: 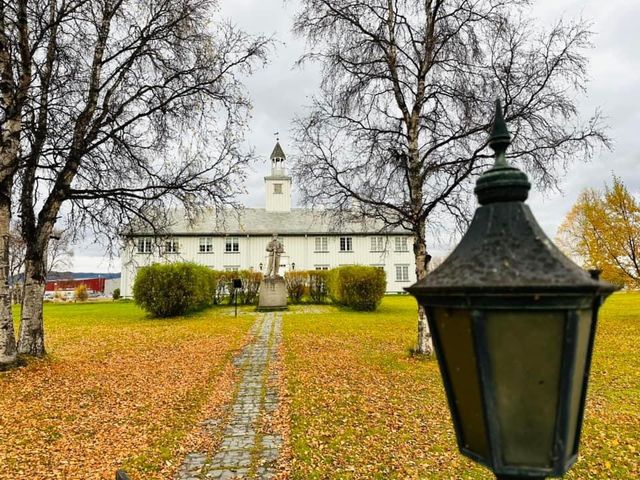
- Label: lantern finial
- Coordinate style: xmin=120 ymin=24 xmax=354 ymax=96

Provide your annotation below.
xmin=489 ymin=99 xmax=511 ymax=165
xmin=474 ymin=99 xmax=531 ymax=205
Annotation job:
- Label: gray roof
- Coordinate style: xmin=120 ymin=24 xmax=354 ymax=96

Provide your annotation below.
xmin=270 ymin=142 xmax=286 ymax=159
xmin=132 ymin=208 xmax=410 ymax=236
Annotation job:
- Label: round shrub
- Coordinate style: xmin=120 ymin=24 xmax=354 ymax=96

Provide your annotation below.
xmin=112 ymin=288 xmax=121 ymax=300
xmin=133 ymin=262 xmax=216 ymax=317
xmin=328 ymin=266 xmax=386 ymax=311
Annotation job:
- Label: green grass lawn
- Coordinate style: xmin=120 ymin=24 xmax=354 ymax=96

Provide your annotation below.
xmin=283 ymin=293 xmax=640 ymax=479
xmin=2 ymin=294 xmax=637 ymax=479
xmin=1 ymin=301 xmax=255 ymax=480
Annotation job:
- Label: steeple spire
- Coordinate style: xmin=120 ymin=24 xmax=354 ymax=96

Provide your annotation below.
xmin=270 ymin=141 xmax=286 ymax=161
xmin=265 ymin=141 xmax=291 ymax=212
xmin=270 ymin=141 xmax=286 ymax=176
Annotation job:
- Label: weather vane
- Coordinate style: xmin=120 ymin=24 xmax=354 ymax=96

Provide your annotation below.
xmin=274 ymin=131 xmax=279 ymax=142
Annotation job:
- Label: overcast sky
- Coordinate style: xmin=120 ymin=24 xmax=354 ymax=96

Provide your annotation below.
xmin=74 ymin=0 xmax=640 ymax=272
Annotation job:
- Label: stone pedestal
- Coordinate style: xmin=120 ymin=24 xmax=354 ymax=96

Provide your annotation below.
xmin=258 ymin=276 xmax=288 ymax=311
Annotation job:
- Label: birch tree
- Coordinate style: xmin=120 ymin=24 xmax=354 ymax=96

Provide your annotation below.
xmin=0 ymin=0 xmax=32 ymax=366
xmin=0 ymin=0 xmax=269 ymax=358
xmin=292 ymin=0 xmax=608 ymax=354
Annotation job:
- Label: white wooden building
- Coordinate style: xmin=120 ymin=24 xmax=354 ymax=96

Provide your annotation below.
xmin=120 ymin=143 xmax=417 ymax=296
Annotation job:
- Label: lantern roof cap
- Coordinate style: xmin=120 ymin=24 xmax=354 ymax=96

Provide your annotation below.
xmin=406 ymin=201 xmax=616 ymax=295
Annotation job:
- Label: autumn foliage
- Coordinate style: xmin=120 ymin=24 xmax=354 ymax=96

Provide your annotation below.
xmin=74 ymin=284 xmax=89 ymax=301
xmin=558 ymin=176 xmax=639 ymax=289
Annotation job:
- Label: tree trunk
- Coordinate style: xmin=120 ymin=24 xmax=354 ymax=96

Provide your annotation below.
xmin=17 ymin=255 xmax=47 ymax=357
xmin=413 ymin=225 xmax=433 ymax=356
xmin=0 ymin=184 xmax=17 ymax=367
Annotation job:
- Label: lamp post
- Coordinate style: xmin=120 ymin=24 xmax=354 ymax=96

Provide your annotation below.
xmin=406 ymin=100 xmax=618 ymax=479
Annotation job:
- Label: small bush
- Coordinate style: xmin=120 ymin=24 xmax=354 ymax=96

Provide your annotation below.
xmin=240 ymin=270 xmax=263 ymax=305
xmin=74 ymin=284 xmax=89 ymax=302
xmin=285 ymin=271 xmax=307 ymax=303
xmin=133 ymin=262 xmax=216 ymax=317
xmin=211 ymin=270 xmax=228 ymax=305
xmin=226 ymin=270 xmax=263 ymax=305
xmin=112 ymin=288 xmax=121 ymax=300
xmin=308 ymin=270 xmax=330 ymax=304
xmin=328 ymin=266 xmax=386 ymax=311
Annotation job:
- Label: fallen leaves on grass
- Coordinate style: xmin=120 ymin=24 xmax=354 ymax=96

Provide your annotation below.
xmin=0 ymin=302 xmax=254 ymax=480
xmin=283 ymin=294 xmax=640 ymax=479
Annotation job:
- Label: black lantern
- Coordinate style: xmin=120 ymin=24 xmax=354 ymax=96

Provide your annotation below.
xmin=406 ymin=101 xmax=618 ymax=479
xmin=291 ymin=262 xmax=296 ymax=271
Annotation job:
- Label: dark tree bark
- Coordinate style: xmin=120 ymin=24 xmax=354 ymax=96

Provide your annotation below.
xmin=292 ymin=0 xmax=609 ymax=355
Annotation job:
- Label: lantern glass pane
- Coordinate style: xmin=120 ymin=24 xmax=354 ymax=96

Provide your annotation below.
xmin=566 ymin=309 xmax=594 ymax=455
xmin=485 ymin=310 xmax=564 ymax=468
xmin=434 ymin=308 xmax=489 ymax=458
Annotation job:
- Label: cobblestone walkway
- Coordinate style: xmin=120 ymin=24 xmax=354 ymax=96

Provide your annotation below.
xmin=175 ymin=313 xmax=283 ymax=480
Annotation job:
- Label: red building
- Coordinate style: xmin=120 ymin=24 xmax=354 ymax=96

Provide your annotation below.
xmin=45 ymin=277 xmax=106 ymax=293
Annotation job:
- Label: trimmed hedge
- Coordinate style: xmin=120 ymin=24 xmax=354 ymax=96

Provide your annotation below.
xmin=328 ymin=266 xmax=386 ymax=311
xmin=133 ymin=263 xmax=216 ymax=317
xmin=133 ymin=263 xmax=387 ymax=315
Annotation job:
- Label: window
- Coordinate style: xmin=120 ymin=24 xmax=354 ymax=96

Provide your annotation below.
xmin=224 ymin=265 xmax=239 ymax=272
xmin=225 ymin=236 xmax=239 ymax=253
xmin=396 ymin=264 xmax=410 ymax=282
xmin=165 ymin=238 xmax=179 ymax=254
xmin=199 ymin=237 xmax=214 ymax=253
xmin=395 ymin=236 xmax=409 ymax=252
xmin=371 ymin=236 xmax=385 ymax=252
xmin=314 ymin=265 xmax=330 ymax=270
xmin=339 ymin=236 xmax=352 ymax=252
xmin=273 ymin=183 xmax=283 ymax=194
xmin=370 ymin=264 xmax=385 ymax=271
xmin=315 ymin=237 xmax=328 ymax=252
xmin=136 ymin=237 xmax=152 ymax=254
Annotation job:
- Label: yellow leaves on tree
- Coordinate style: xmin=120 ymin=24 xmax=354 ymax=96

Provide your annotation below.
xmin=74 ymin=283 xmax=89 ymax=301
xmin=557 ymin=176 xmax=639 ymax=288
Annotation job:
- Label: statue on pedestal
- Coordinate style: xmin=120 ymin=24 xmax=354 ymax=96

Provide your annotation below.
xmin=265 ymin=234 xmax=284 ymax=277
xmin=258 ymin=233 xmax=287 ymax=310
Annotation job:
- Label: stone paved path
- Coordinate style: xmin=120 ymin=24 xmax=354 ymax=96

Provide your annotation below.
xmin=175 ymin=313 xmax=283 ymax=480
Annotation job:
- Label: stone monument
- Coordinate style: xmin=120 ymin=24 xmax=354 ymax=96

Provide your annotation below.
xmin=258 ymin=234 xmax=288 ymax=310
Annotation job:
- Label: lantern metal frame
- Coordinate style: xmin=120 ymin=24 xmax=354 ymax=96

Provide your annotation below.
xmin=406 ymin=101 xmax=617 ymax=479
xmin=423 ymin=297 xmax=603 ymax=478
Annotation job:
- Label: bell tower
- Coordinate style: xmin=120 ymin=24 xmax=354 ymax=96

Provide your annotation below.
xmin=265 ymin=141 xmax=292 ymax=212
